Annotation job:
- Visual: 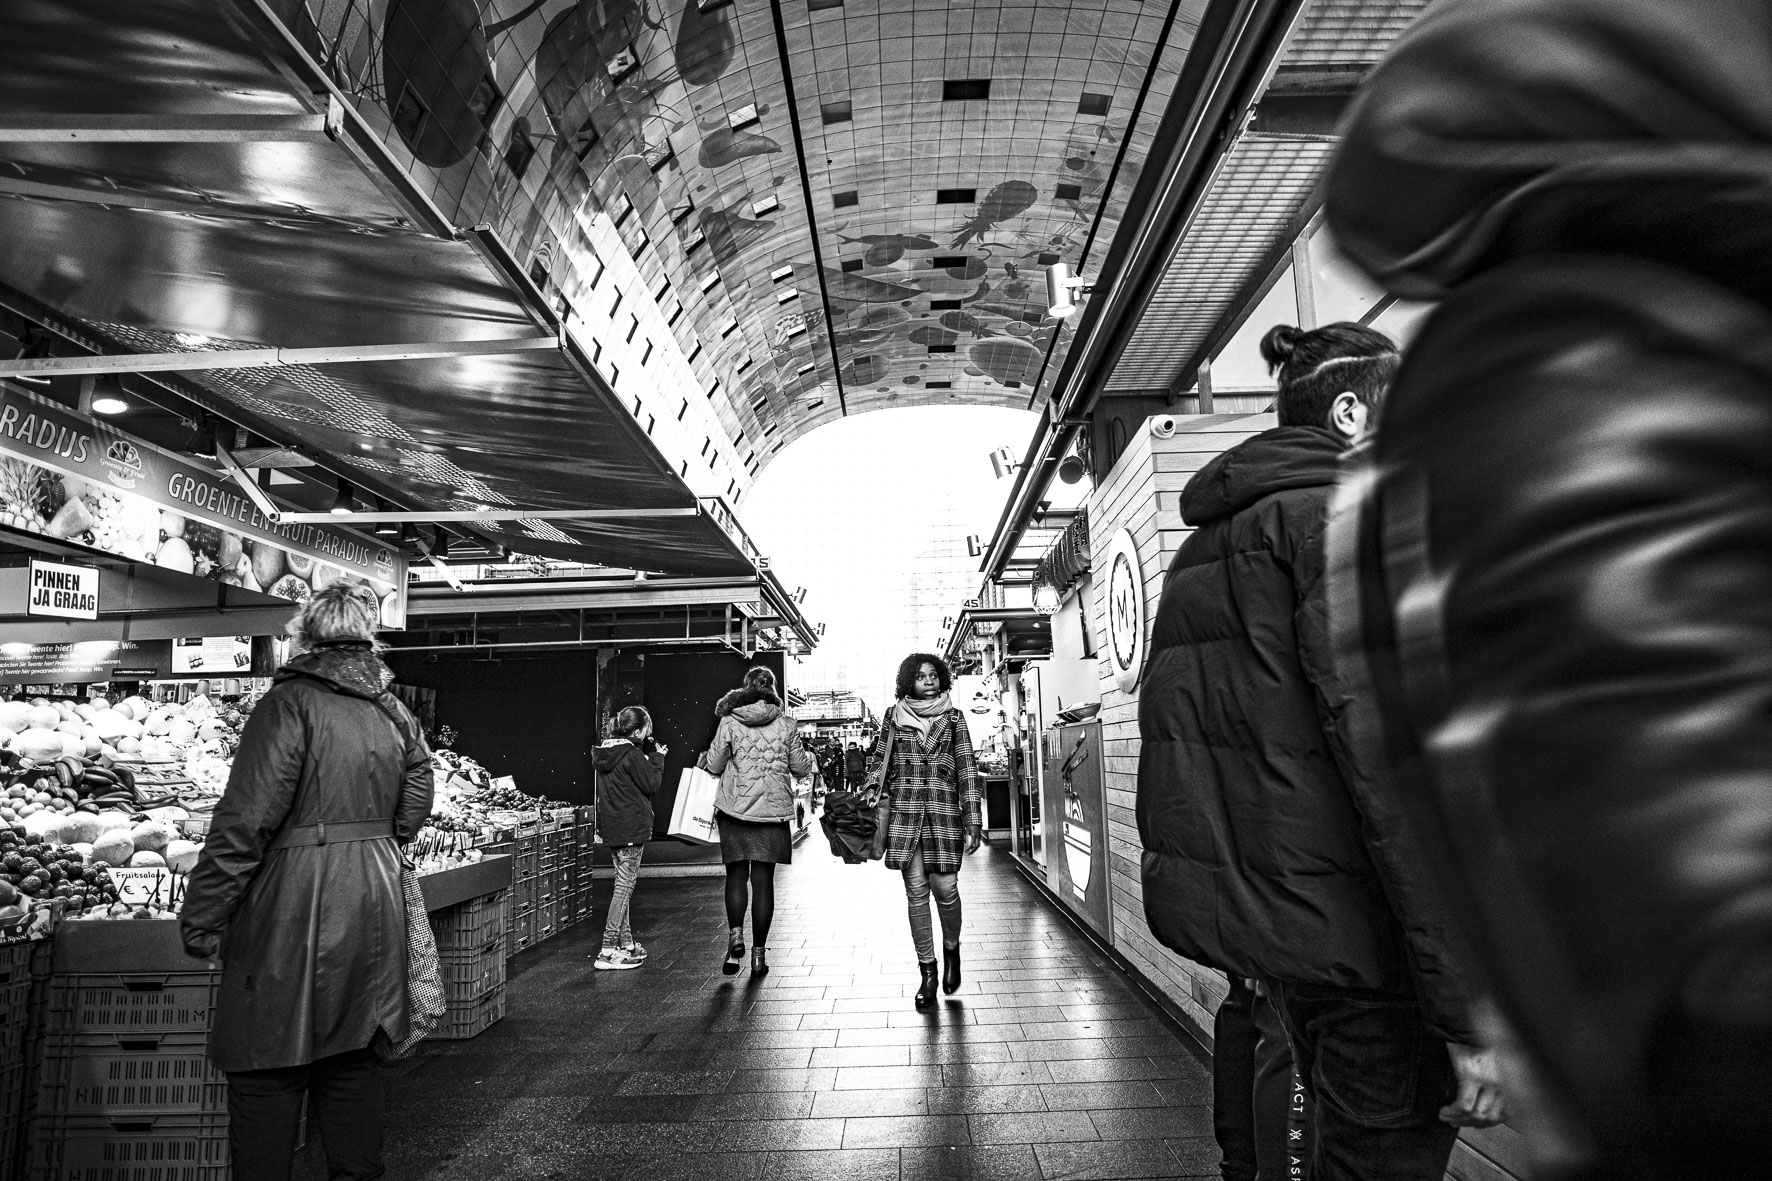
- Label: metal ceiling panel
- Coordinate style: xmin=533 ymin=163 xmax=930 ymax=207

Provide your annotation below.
xmin=0 ymin=0 xmax=758 ymax=578
xmin=1284 ymin=0 xmax=1430 ymax=66
xmin=1106 ymin=134 xmax=1333 ymax=389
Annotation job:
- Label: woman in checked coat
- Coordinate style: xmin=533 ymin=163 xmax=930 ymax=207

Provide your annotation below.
xmin=867 ymin=652 xmax=983 ymax=1009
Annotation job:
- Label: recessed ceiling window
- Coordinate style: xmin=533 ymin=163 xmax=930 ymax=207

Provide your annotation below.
xmin=1037 ymin=251 xmax=1061 ymax=265
xmin=683 ymin=227 xmax=707 ymax=252
xmin=752 ymin=195 xmax=779 ymax=216
xmin=770 ymin=264 xmax=795 ymax=282
xmin=786 ymin=323 xmax=808 ymax=338
xmin=645 ymin=141 xmax=674 ymax=171
xmin=930 ymin=298 xmax=962 ymax=310
xmin=936 ymin=188 xmax=976 ymax=204
xmin=927 ymin=344 xmax=956 ymax=354
xmin=806 ymin=398 xmax=824 ymax=411
xmin=1054 ymin=183 xmax=1082 ymax=201
xmin=606 ymin=45 xmax=639 ymax=81
xmin=821 ymin=100 xmax=852 ymax=125
xmin=925 ymin=381 xmax=952 ymax=389
xmin=943 ymin=79 xmax=991 ymax=101
xmin=841 ymin=259 xmax=863 ymax=273
xmin=719 ymin=317 xmax=739 ymax=337
xmin=700 ymin=271 xmax=722 ymax=292
xmin=737 ymin=354 xmax=754 ymax=372
xmin=698 ymin=0 xmax=733 ymax=12
xmin=727 ymin=104 xmax=760 ymax=130
xmin=808 ymin=0 xmax=843 ymax=10
xmin=776 ymin=290 xmax=799 ymax=304
xmin=669 ymin=199 xmax=695 ymax=224
xmin=796 ymin=361 xmax=816 ymax=373
xmin=1078 ymin=91 xmax=1113 ymax=116
xmin=932 ymin=255 xmax=969 ymax=269
xmin=832 ymin=189 xmax=859 ymax=208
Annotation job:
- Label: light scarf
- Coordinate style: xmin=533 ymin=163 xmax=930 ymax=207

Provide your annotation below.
xmin=893 ymin=692 xmax=952 ymax=744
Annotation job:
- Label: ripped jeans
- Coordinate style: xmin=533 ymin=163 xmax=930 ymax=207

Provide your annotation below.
xmin=901 ymin=845 xmax=962 ymax=962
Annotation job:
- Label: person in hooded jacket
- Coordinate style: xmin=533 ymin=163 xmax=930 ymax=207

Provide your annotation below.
xmin=699 ymin=666 xmax=812 ymax=976
xmin=181 ymin=582 xmax=432 ymax=1181
xmin=591 ymin=705 xmax=666 ymax=971
xmin=1136 ymin=322 xmax=1504 ymax=1181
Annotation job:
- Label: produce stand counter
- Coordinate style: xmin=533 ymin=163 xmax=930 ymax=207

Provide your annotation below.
xmin=0 ymin=852 xmax=523 ymax=1180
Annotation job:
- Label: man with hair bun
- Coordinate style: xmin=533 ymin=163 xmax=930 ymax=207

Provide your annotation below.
xmin=1136 ymin=323 xmax=1502 ymax=1181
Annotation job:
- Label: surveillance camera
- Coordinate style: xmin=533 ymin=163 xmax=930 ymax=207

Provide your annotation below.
xmin=1150 ymin=416 xmax=1177 ymax=438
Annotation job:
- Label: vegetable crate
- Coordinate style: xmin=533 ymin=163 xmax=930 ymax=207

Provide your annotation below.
xmin=28 ymin=1111 xmax=229 ymax=1181
xmin=430 ymin=892 xmax=509 ymax=1001
xmin=429 ymin=982 xmax=505 ymax=1042
xmin=36 ymin=1032 xmax=224 ymax=1117
xmin=43 ymin=974 xmax=220 ymax=1037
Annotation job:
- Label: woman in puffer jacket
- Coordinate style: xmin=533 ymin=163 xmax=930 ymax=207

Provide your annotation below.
xmin=699 ymin=666 xmax=812 ymax=975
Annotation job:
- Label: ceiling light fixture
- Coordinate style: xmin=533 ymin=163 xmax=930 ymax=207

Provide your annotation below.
xmin=1045 ymin=262 xmax=1097 ymax=319
xmin=91 ymin=396 xmax=129 ymax=415
xmin=329 ymin=481 xmax=354 ymax=515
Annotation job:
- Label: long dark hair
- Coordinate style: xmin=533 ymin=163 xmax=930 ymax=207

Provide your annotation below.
xmin=1259 ymin=322 xmax=1399 ymax=428
xmin=894 ymin=653 xmax=952 ymax=699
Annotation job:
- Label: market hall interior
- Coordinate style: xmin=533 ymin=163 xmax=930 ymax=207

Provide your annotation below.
xmin=0 ymin=2 xmax=1543 ymax=1181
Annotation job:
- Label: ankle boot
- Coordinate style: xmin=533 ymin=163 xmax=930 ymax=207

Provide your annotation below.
xmin=942 ymin=944 xmax=962 ymax=994
xmin=914 ymin=960 xmax=939 ymax=1010
xmin=751 ymin=947 xmax=769 ymax=977
xmin=722 ymin=928 xmax=745 ymax=976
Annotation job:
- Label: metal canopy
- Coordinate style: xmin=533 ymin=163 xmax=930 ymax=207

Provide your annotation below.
xmin=0 ymin=0 xmax=758 ymax=578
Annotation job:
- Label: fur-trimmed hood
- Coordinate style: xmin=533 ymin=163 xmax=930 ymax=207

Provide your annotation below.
xmin=715 ymin=686 xmax=783 ymax=725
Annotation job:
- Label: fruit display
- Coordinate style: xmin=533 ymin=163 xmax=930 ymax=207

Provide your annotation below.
xmin=0 ymin=823 xmax=125 ymax=926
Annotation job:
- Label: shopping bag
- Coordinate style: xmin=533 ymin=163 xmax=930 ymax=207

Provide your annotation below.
xmin=668 ymin=766 xmax=721 ymax=845
xmin=819 ymin=726 xmax=896 ymax=863
xmin=373 ymin=860 xmax=447 ymax=1061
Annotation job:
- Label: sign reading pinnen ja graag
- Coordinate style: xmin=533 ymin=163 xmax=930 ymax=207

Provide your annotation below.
xmin=25 ymin=558 xmax=98 ymax=619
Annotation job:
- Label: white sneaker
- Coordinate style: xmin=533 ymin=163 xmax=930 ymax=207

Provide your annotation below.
xmin=624 ymin=942 xmax=647 ymax=961
xmin=593 ymin=947 xmax=643 ymax=970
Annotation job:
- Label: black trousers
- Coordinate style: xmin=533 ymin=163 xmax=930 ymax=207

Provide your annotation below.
xmin=1268 ymin=982 xmax=1459 ymax=1181
xmin=227 ymin=1046 xmax=386 ymax=1181
xmin=1215 ymin=977 xmax=1308 ymax=1181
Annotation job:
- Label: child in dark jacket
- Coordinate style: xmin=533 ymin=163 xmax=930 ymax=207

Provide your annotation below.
xmin=591 ymin=706 xmax=665 ymax=970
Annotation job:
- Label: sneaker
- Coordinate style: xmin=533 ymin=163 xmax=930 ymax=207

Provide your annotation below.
xmin=593 ymin=947 xmax=643 ymax=971
xmin=623 ymin=942 xmax=647 ymax=961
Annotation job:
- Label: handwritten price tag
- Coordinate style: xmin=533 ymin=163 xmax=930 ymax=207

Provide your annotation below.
xmin=104 ymin=867 xmax=173 ymax=907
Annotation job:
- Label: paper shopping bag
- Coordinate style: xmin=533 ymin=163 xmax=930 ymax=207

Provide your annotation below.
xmin=668 ymin=766 xmax=721 ymax=845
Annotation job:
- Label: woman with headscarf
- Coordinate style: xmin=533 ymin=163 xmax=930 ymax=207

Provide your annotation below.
xmin=181 ymin=581 xmax=433 ymax=1181
xmin=869 ymin=653 xmax=982 ymax=1010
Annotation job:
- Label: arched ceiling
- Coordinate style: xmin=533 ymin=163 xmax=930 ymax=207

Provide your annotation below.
xmin=345 ymin=0 xmax=1202 ymax=471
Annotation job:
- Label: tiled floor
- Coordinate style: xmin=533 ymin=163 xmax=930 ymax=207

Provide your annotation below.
xmin=296 ymin=841 xmax=1220 ymax=1180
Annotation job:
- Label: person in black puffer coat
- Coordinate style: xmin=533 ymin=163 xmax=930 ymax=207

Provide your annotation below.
xmin=1324 ymin=2 xmax=1772 ymax=1176
xmin=1137 ymin=322 xmax=1502 ymax=1181
xmin=591 ymin=706 xmax=665 ymax=971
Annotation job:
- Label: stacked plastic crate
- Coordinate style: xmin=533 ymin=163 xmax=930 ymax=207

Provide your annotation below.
xmin=570 ymin=809 xmax=595 ymax=927
xmin=0 ymin=939 xmax=46 ymax=1176
xmin=427 ymin=889 xmax=508 ymax=1040
xmin=28 ymin=932 xmax=226 ymax=1180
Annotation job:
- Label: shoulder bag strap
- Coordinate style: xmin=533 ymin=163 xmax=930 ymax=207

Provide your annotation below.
xmin=865 ymin=718 xmax=897 ymax=804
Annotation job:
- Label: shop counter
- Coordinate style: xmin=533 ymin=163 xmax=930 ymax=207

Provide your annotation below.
xmin=419 ymin=854 xmax=513 ymax=912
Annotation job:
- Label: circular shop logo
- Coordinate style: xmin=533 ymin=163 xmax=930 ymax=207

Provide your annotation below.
xmin=1105 ymin=527 xmax=1145 ymax=693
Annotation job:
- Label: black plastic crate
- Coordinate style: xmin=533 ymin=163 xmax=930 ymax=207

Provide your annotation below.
xmin=37 ymin=1032 xmax=224 ymax=1116
xmin=45 ymin=974 xmax=221 ymax=1037
xmin=436 ymin=936 xmax=506 ymax=995
xmin=428 ymin=985 xmax=504 ymax=1041
xmin=29 ymin=1110 xmax=229 ymax=1180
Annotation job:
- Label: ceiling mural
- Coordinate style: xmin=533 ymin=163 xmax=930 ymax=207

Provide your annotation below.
xmin=270 ymin=0 xmax=1201 ymax=477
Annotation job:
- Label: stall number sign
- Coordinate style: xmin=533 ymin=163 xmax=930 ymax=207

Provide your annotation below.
xmin=26 ymin=559 xmax=98 ymax=620
xmin=105 ymin=866 xmax=174 ymax=908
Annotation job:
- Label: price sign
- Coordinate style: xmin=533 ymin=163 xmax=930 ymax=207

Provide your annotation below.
xmin=104 ymin=866 xmax=174 ymax=907
xmin=491 ymin=775 xmax=516 ymax=792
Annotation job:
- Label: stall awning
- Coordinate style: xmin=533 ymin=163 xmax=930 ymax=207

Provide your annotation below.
xmin=0 ymin=0 xmax=756 ymax=577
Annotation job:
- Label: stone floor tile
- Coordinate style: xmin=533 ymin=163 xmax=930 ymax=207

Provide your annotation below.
xmin=1035 ymin=1138 xmax=1186 ymax=1180
xmin=967 ymin=1109 xmax=1099 ymax=1145
xmin=899 ymin=1143 xmax=1040 ymax=1181
xmin=841 ymin=1113 xmax=972 ymax=1149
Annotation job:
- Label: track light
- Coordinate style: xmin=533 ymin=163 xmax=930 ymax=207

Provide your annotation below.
xmin=432 ymin=528 xmax=450 ymax=560
xmin=1045 ymin=262 xmax=1095 ymax=319
xmin=329 ymin=481 xmax=354 ymax=515
xmin=373 ymin=502 xmax=400 ymax=537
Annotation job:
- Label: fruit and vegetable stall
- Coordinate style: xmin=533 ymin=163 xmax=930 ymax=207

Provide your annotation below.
xmin=0 ymin=688 xmax=600 ymax=1179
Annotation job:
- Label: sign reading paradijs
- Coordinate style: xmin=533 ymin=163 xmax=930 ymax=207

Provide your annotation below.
xmin=0 ymin=387 xmax=407 ymax=626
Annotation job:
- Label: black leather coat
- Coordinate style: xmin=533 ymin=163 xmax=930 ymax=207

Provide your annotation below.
xmin=1325 ymin=0 xmax=1772 ymax=1173
xmin=180 ymin=644 xmax=433 ymax=1072
xmin=1137 ymin=427 xmax=1476 ymax=1041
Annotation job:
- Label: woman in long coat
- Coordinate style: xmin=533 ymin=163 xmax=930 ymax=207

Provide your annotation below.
xmin=868 ymin=652 xmax=983 ymax=1009
xmin=181 ymin=582 xmax=433 ymax=1181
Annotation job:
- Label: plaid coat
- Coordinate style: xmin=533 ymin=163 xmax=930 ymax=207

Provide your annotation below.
xmin=867 ymin=707 xmax=982 ymax=874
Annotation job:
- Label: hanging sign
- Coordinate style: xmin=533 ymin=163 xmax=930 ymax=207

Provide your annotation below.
xmin=25 ymin=559 xmax=99 ymax=619
xmin=1103 ymin=527 xmax=1147 ymax=693
xmin=0 ymin=386 xmax=407 ymax=627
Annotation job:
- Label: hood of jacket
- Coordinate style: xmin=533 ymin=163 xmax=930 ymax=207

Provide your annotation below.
xmin=592 ymin=740 xmax=638 ymax=773
xmin=275 ymin=642 xmax=391 ymax=700
xmin=715 ymin=686 xmax=782 ymax=726
xmin=1179 ymin=427 xmax=1346 ymax=527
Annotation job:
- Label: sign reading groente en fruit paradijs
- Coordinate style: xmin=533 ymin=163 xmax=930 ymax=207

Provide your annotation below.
xmin=0 ymin=386 xmax=407 ymax=627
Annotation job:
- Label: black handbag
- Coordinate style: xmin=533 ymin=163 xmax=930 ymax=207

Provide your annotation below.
xmin=819 ymin=726 xmax=895 ymax=863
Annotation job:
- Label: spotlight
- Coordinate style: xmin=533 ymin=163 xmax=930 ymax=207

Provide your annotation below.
xmin=329 ymin=481 xmax=354 ymax=515
xmin=373 ymin=503 xmax=399 ymax=538
xmin=1045 ymin=262 xmax=1095 ymax=319
xmin=1057 ymin=454 xmax=1088 ymax=484
xmin=431 ymin=528 xmax=450 ymax=560
xmin=91 ymin=397 xmax=129 ymax=415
